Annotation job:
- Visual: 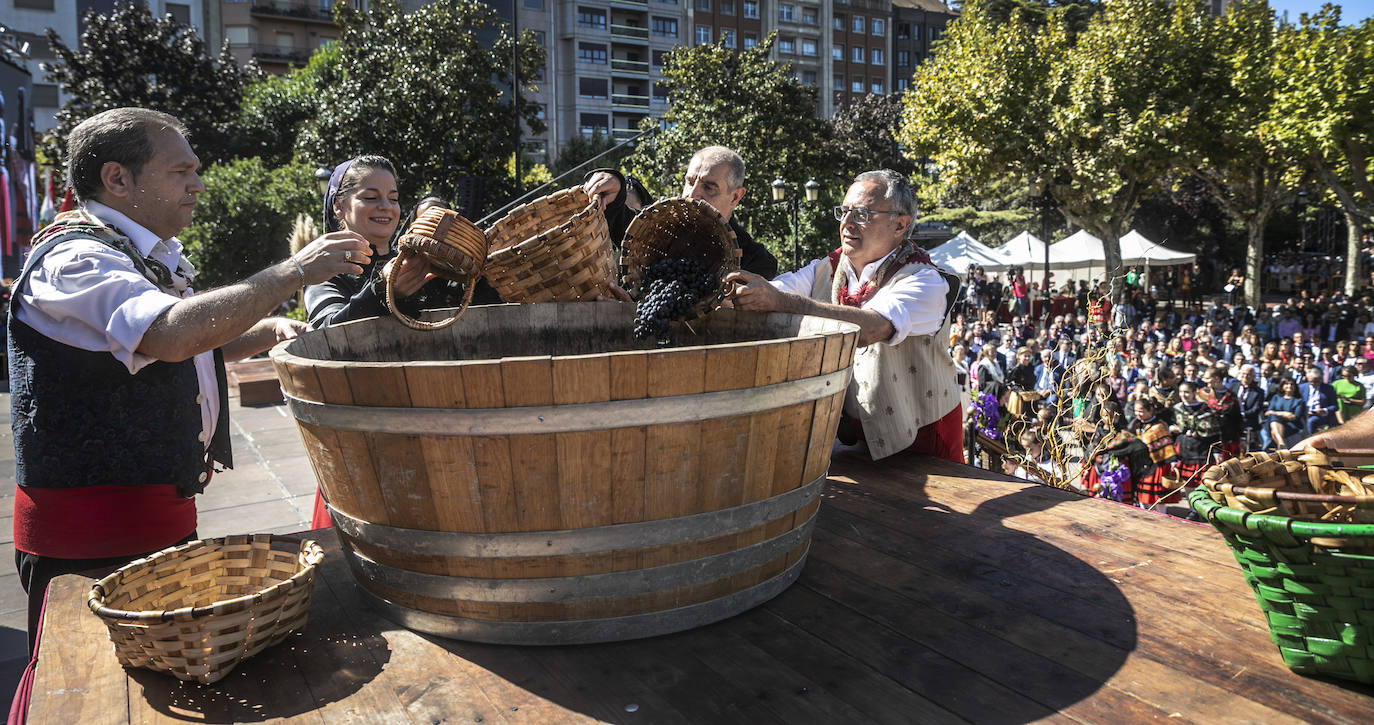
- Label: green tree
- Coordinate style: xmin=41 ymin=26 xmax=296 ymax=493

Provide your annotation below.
xmin=1184 ymin=1 xmax=1309 ymax=307
xmin=825 ymin=94 xmax=917 ymax=180
xmin=551 ymin=132 xmax=630 ymax=178
xmin=297 ymin=0 xmax=545 ymax=209
xmin=919 ymin=176 xmax=1042 ymax=246
xmin=40 ymin=3 xmax=254 ymax=173
xmin=900 ymin=0 xmax=1211 ymax=298
xmin=180 ymin=158 xmax=319 ymax=290
xmin=624 ymin=34 xmax=835 ymax=271
xmin=1271 ymin=7 xmax=1374 ymax=295
xmin=230 ymin=44 xmax=340 ymax=166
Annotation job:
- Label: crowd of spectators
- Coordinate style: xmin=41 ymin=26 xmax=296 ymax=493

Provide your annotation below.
xmin=951 ymin=262 xmax=1374 ymax=509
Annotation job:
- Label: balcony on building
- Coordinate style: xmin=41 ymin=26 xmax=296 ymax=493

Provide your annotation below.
xmin=249 ymin=0 xmax=335 ymax=24
xmin=611 ymin=53 xmax=650 ymax=77
xmin=610 ymin=0 xmax=648 ymax=8
xmin=245 ymin=43 xmax=314 ymax=65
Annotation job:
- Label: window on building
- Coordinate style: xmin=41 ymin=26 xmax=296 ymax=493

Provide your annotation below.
xmin=801 ymin=39 xmax=817 ymax=56
xmin=833 ymin=14 xmax=845 ymax=31
xmin=779 ymin=36 xmax=796 ymax=54
xmin=722 ymin=29 xmax=737 ymax=48
xmin=579 ymin=77 xmax=608 ymax=98
xmin=833 ymin=73 xmax=844 ymax=90
xmin=871 ymin=80 xmax=884 ymax=94
xmin=166 ymin=3 xmax=191 ymax=24
xmin=802 ymin=8 xmax=817 ymax=25
xmin=851 ymin=46 xmax=864 ymax=63
xmin=696 ymin=0 xmax=710 ymax=10
xmin=534 ymin=104 xmax=547 ymax=120
xmin=833 ymin=44 xmax=843 ymax=61
xmin=696 ymin=25 xmax=712 ymax=44
xmin=533 ymin=30 xmax=545 ymax=45
xmin=851 ymin=78 xmax=864 ymax=94
xmin=580 ymin=113 xmax=609 ymax=135
xmin=13 ymin=32 xmax=55 ymax=59
xmin=778 ymin=4 xmax=794 ymax=22
xmin=872 ymin=18 xmax=885 ymax=36
xmin=930 ymin=26 xmax=939 ymax=41
xmin=897 ymin=50 xmax=909 ymax=66
xmin=744 ymin=33 xmax=758 ymax=49
xmin=578 ymin=43 xmax=608 ymax=64
xmin=225 ymin=25 xmax=253 ymax=45
xmin=32 ymin=84 xmax=60 ymax=107
xmin=523 ymin=0 xmax=544 ymax=9
xmin=653 ymin=82 xmax=668 ymax=100
xmin=896 ymin=78 xmax=909 ymax=92
xmin=897 ymin=22 xmax=910 ymax=39
xmin=801 ymin=70 xmax=817 ymax=86
xmin=14 ymin=0 xmax=54 ymax=9
xmin=577 ymin=7 xmax=607 ymax=28
xmin=852 ymin=15 xmax=865 ymax=33
xmin=871 ymin=48 xmax=883 ymax=64
xmin=657 ymin=0 xmax=677 ymax=4
xmin=652 ymin=49 xmax=668 ymax=66
xmin=720 ymin=0 xmax=735 ymax=15
xmin=275 ymin=31 xmax=295 ymax=50
xmin=652 ymin=17 xmax=678 ymax=37
xmin=743 ymin=0 xmax=759 ymax=19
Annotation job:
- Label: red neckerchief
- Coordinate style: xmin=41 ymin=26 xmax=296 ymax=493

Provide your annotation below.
xmin=827 ymin=241 xmax=934 ymax=308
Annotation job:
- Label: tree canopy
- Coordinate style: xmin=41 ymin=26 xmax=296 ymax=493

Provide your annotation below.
xmin=40 ymin=2 xmax=254 ymax=173
xmin=296 ymin=0 xmax=544 ymax=209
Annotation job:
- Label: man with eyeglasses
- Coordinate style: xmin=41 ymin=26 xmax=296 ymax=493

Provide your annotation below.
xmin=726 ymin=169 xmax=963 ymax=462
xmin=582 ymin=146 xmax=778 ymax=278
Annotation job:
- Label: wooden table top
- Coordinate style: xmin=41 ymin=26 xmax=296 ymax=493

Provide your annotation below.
xmin=25 ymin=455 xmax=1374 ymax=724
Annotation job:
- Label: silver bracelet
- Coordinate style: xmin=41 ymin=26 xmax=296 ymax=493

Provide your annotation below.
xmin=289 ymin=257 xmax=306 ymax=288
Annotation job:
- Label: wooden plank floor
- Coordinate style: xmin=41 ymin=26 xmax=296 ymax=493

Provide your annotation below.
xmin=23 ymin=454 xmax=1374 ymax=724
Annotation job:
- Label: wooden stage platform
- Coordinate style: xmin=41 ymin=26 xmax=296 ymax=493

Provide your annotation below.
xmin=23 ymin=454 xmax=1374 ymax=723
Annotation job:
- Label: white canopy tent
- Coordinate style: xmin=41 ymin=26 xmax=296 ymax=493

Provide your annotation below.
xmin=925 ymin=231 xmax=1009 ymax=274
xmin=1014 ymin=229 xmax=1197 ymax=285
xmin=990 ymin=231 xmax=1051 ymax=288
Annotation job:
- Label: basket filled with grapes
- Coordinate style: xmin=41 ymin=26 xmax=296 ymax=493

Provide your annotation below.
xmin=621 ymin=198 xmax=740 ymax=342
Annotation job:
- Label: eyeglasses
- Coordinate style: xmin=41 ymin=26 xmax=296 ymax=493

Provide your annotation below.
xmin=833 ymin=205 xmax=904 ymax=224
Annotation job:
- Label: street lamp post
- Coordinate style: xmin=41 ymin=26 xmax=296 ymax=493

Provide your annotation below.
xmin=772 ymin=177 xmax=821 ymax=270
xmin=1030 ymin=176 xmax=1051 ymax=331
xmin=315 ymin=167 xmax=333 ymax=196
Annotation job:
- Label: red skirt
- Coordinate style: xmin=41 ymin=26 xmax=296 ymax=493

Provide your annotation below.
xmin=1135 ymin=462 xmax=1180 ymax=506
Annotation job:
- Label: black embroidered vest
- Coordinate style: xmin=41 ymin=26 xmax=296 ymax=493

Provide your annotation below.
xmin=8 ymin=213 xmax=232 ymax=497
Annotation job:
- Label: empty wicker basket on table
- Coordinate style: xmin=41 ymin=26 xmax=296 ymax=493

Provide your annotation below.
xmin=484 ymin=187 xmax=617 ymax=302
xmin=386 ymin=208 xmax=488 ymax=331
xmin=621 ymin=197 xmax=741 ymax=316
xmin=1190 ymin=449 xmax=1374 ymax=684
xmin=88 ymin=535 xmax=324 ymax=684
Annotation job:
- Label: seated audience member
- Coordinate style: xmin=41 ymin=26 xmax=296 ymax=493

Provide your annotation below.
xmin=1262 ymin=377 xmax=1307 ymax=451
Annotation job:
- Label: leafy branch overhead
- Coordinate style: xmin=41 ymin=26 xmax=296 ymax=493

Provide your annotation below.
xmin=40 ymin=2 xmax=255 ymax=174
xmin=296 ymin=0 xmax=546 ymax=206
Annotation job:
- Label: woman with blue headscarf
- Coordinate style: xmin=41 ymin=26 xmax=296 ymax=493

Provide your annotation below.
xmin=304 ymin=156 xmax=467 ymax=328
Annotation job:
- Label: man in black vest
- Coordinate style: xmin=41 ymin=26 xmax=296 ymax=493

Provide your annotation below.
xmin=9 ymin=107 xmax=369 ymax=650
xmin=582 ymin=146 xmax=778 ymax=279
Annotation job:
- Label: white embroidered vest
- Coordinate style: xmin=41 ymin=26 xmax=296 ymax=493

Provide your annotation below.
xmin=809 ymin=259 xmax=962 ymax=460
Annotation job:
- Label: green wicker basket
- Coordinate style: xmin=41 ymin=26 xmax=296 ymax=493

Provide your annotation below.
xmin=1189 ymin=488 xmax=1374 ymax=684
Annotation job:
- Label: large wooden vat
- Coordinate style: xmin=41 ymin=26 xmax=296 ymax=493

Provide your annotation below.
xmin=271 ymin=303 xmax=858 ymax=644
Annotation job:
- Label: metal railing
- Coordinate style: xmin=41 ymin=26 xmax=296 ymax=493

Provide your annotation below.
xmin=612 ymin=93 xmax=650 ymax=108
xmin=249 ymin=0 xmax=333 ymax=22
xmin=245 ymin=43 xmax=313 ymax=63
xmin=611 ymin=58 xmax=649 ymax=74
xmin=611 ymin=24 xmax=650 ymax=40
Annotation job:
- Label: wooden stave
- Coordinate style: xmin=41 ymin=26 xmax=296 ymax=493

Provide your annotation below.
xmin=270 ymin=305 xmax=857 ymax=641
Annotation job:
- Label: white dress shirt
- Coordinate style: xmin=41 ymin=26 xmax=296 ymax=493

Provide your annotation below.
xmin=770 ymin=247 xmax=949 ymax=346
xmin=15 ymin=201 xmax=219 ymax=447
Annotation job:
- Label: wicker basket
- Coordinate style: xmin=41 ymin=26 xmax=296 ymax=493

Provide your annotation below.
xmin=386 ymin=208 xmax=488 ymax=331
xmin=620 ymin=197 xmax=741 ymax=317
xmin=1190 ymin=449 xmax=1374 ymax=684
xmin=483 ymin=187 xmax=617 ymax=302
xmin=88 ymin=535 xmax=325 ymax=684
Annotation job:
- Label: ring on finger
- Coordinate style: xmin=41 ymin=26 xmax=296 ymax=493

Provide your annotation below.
xmin=344 ymin=250 xmax=353 ymax=262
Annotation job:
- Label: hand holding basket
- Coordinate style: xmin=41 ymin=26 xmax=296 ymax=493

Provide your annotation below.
xmin=385 ymin=208 xmax=488 ymax=331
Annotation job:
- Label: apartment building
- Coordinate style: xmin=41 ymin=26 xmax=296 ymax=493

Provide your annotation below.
xmin=889 ymin=0 xmax=953 ymax=95
xmin=221 ymin=0 xmax=341 ymax=73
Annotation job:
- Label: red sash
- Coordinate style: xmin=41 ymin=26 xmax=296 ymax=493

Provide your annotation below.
xmin=13 ymin=485 xmax=196 ymax=560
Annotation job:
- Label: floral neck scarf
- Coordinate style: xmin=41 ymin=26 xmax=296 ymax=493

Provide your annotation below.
xmin=828 ymin=239 xmax=934 ymax=308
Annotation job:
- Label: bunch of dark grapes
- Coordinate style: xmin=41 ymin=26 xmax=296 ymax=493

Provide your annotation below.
xmin=633 ymin=257 xmax=718 ymax=343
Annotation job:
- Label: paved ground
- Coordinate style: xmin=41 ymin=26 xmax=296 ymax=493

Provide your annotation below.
xmin=0 ymin=390 xmax=317 ymax=713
